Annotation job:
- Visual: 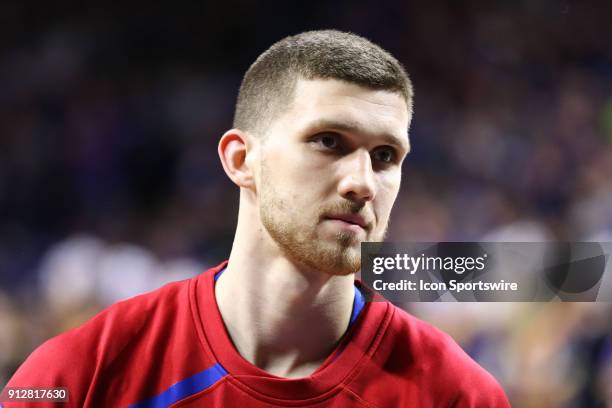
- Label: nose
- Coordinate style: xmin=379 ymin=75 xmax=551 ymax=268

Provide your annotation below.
xmin=337 ymin=149 xmax=377 ymax=203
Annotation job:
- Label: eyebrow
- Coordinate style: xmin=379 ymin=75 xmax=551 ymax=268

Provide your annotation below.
xmin=305 ymin=118 xmax=411 ymax=155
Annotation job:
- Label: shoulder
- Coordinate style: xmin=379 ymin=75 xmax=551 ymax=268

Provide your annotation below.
xmin=6 ymin=278 xmax=194 ymax=396
xmin=59 ymin=277 xmax=192 ymax=359
xmin=382 ymin=304 xmax=510 ymax=406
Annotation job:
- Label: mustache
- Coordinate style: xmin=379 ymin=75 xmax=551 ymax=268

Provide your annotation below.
xmin=320 ymin=200 xmax=375 ymax=229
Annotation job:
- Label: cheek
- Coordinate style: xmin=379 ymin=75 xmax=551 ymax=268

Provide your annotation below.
xmin=377 ymin=171 xmax=401 ymax=205
xmin=260 ymin=155 xmax=321 ymax=210
xmin=265 ymin=144 xmax=332 ymax=190
xmin=373 ymin=173 xmax=401 ymax=224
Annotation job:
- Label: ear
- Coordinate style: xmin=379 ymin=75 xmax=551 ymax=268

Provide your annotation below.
xmin=218 ymin=128 xmax=256 ymax=189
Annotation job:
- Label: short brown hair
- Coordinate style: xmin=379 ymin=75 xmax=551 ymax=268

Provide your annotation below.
xmin=233 ymin=30 xmax=413 ymax=135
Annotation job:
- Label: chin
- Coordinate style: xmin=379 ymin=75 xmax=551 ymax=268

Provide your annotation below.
xmin=314 ymin=245 xmax=361 ymax=276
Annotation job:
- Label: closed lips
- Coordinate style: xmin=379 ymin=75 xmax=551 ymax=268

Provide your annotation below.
xmin=326 ymin=214 xmax=368 ymax=228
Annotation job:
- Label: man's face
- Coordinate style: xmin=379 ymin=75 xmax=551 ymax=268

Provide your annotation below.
xmin=257 ymin=78 xmax=411 ymax=275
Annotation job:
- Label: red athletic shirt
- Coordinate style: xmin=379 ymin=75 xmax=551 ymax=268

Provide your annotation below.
xmin=2 ymin=261 xmax=510 ymax=407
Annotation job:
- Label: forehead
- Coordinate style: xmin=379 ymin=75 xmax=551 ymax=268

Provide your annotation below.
xmin=272 ymin=78 xmax=410 ymax=147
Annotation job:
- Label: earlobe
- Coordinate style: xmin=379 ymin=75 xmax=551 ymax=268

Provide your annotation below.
xmin=218 ymin=129 xmax=256 ymax=189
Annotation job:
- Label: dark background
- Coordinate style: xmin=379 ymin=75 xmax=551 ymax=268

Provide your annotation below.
xmin=1 ymin=1 xmax=611 ymax=406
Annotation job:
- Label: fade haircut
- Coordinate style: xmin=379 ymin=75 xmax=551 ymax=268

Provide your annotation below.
xmin=233 ymin=30 xmax=413 ymax=136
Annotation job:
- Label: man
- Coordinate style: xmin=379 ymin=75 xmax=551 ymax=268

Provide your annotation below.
xmin=3 ymin=30 xmax=510 ymax=407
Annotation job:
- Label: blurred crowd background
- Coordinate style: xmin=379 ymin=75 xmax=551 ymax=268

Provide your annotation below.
xmin=1 ymin=1 xmax=611 ymax=406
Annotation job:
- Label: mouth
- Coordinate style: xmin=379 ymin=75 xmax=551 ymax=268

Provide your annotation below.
xmin=324 ymin=213 xmax=369 ymax=230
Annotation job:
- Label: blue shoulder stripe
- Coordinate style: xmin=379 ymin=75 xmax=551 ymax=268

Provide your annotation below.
xmin=129 ymin=363 xmax=228 ymax=408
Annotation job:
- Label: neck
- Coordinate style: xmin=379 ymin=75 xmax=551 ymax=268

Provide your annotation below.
xmin=215 ymin=203 xmax=355 ymax=378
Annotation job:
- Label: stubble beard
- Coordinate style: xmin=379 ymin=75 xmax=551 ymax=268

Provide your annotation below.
xmin=259 ymin=164 xmax=387 ymax=276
